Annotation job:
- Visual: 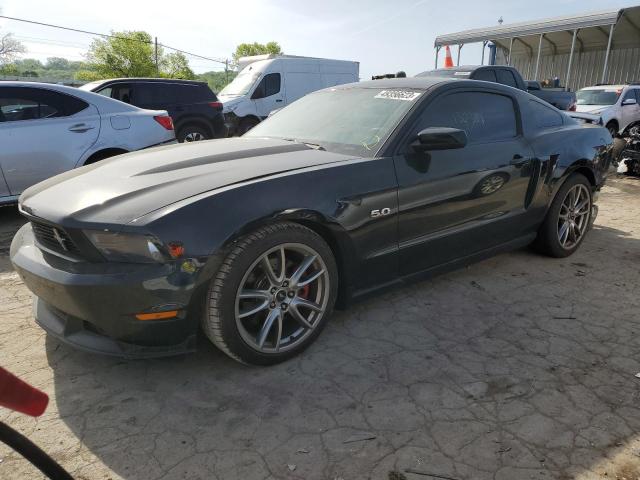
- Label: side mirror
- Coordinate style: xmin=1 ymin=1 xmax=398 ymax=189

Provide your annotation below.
xmin=413 ymin=127 xmax=467 ymax=151
xmin=622 ymin=98 xmax=637 ymax=106
xmin=527 ymin=81 xmax=541 ymax=91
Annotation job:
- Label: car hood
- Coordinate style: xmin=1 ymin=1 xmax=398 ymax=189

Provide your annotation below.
xmin=575 ymin=105 xmax=610 ymax=114
xmin=19 ymin=138 xmax=356 ymax=226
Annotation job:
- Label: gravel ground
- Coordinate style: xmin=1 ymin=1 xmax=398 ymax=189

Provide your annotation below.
xmin=1 ymin=176 xmax=639 ymax=480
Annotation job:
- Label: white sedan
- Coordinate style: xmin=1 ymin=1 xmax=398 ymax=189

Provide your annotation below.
xmin=0 ymin=81 xmax=176 ymax=205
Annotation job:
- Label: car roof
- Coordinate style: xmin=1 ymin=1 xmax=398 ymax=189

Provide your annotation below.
xmin=335 ymin=77 xmax=453 ymax=90
xmin=0 ymin=80 xmax=143 ymax=113
xmin=89 ymin=78 xmax=207 ymax=86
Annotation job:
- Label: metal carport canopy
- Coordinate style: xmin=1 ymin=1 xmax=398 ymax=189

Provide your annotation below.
xmin=434 ymin=9 xmax=622 ymax=50
xmin=433 ymin=6 xmax=640 ymax=84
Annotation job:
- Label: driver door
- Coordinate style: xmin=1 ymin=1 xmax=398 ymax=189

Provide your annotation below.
xmin=393 ymin=87 xmax=535 ymax=276
xmin=621 ymin=89 xmax=640 ymax=130
xmin=251 ymin=73 xmax=284 ymax=118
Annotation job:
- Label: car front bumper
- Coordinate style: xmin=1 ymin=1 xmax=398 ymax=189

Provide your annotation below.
xmin=10 ymin=223 xmax=206 ymax=358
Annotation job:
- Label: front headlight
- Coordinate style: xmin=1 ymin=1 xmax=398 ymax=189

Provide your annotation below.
xmin=85 ymin=231 xmax=168 ymax=263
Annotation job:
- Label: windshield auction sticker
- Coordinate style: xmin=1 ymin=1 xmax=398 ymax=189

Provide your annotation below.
xmin=375 ymin=90 xmax=422 ymax=101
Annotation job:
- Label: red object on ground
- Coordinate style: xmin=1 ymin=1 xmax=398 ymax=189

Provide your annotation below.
xmin=0 ymin=367 xmax=49 ymax=417
xmin=444 ymin=45 xmax=454 ymax=68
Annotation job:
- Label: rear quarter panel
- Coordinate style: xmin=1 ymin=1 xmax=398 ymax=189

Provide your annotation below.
xmin=83 ymin=110 xmax=175 ymax=162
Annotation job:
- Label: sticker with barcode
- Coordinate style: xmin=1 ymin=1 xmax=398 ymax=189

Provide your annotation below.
xmin=454 ymin=71 xmax=471 ymax=76
xmin=374 ymin=90 xmax=422 ymax=101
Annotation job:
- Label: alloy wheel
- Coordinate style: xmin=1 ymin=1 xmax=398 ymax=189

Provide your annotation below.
xmin=184 ymin=132 xmax=206 ymax=142
xmin=234 ymin=243 xmax=330 ymax=353
xmin=557 ymin=184 xmax=591 ymax=250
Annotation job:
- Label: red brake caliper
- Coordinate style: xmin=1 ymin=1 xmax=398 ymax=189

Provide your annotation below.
xmin=300 ymin=284 xmax=310 ymax=299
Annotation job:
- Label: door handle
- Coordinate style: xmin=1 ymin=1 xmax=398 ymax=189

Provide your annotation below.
xmin=510 ymin=154 xmax=528 ymax=167
xmin=68 ymin=124 xmax=94 ymax=133
xmin=275 ymin=99 xmax=283 ymax=103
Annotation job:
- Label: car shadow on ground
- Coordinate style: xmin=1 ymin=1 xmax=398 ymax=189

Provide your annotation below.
xmin=42 ymin=219 xmax=640 ymax=480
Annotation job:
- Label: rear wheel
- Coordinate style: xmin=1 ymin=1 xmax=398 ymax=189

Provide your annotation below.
xmin=177 ymin=124 xmax=211 ymax=143
xmin=534 ymin=173 xmax=592 ymax=258
xmin=202 ymin=222 xmax=338 ymax=365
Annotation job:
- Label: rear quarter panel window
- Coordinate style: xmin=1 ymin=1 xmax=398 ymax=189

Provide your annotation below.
xmin=529 ymin=100 xmax=564 ymax=129
xmin=496 ymin=70 xmax=518 ymax=88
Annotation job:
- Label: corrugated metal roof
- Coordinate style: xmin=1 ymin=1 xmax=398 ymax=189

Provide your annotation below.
xmin=434 ymin=7 xmax=626 ymax=47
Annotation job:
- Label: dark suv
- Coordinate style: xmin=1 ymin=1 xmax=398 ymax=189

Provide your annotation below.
xmin=81 ymin=78 xmax=227 ymax=142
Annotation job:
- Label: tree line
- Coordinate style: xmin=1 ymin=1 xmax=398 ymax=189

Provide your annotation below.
xmin=0 ymin=26 xmax=282 ymax=93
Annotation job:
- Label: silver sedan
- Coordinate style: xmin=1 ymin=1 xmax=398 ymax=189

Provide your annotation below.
xmin=0 ymin=81 xmax=176 ymax=205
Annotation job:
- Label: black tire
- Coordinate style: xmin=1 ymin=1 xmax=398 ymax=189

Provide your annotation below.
xmin=533 ymin=173 xmax=592 ymax=258
xmin=202 ymin=222 xmax=338 ymax=365
xmin=238 ymin=118 xmax=259 ymax=136
xmin=177 ymin=124 xmax=211 ymax=143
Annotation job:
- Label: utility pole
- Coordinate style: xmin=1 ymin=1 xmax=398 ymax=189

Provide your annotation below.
xmin=225 ymin=59 xmax=229 ymax=82
xmin=154 ymin=37 xmax=159 ymax=76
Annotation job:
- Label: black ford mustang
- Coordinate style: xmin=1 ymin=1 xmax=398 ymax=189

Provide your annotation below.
xmin=11 ymin=78 xmax=613 ymax=365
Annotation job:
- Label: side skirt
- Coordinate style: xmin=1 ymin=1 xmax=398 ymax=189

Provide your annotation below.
xmin=347 ymin=233 xmax=537 ymax=306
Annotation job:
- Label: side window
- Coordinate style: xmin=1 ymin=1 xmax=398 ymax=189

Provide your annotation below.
xmin=0 ymin=87 xmax=88 ymax=122
xmin=252 ymin=73 xmax=281 ymax=99
xmin=264 ymin=73 xmax=281 ymax=97
xmin=112 ymin=85 xmax=133 ymax=104
xmin=634 ymin=89 xmax=640 ymax=103
xmin=412 ymin=91 xmax=518 ymax=143
xmin=473 ymin=69 xmax=497 ymax=83
xmin=136 ymin=83 xmax=164 ymax=105
xmin=496 ymin=69 xmax=518 ymax=88
xmin=96 ymin=87 xmax=113 ymax=98
xmin=622 ymin=89 xmax=637 ymax=104
xmin=529 ymin=101 xmax=563 ymax=129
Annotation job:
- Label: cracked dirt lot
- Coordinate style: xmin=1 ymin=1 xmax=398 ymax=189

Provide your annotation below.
xmin=1 ymin=176 xmax=639 ymax=480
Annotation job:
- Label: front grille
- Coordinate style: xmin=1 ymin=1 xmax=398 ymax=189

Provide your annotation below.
xmin=31 ymin=221 xmax=81 ymax=256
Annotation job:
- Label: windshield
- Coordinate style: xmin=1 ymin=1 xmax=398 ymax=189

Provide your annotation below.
xmin=576 ymin=89 xmax=621 ymax=106
xmin=220 ymin=68 xmax=261 ymax=96
xmin=245 ymin=87 xmax=423 ymax=157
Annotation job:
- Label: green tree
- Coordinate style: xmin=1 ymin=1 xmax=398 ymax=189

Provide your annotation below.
xmin=46 ymin=57 xmax=70 ymax=70
xmin=232 ymin=41 xmax=282 ymax=63
xmin=161 ymin=52 xmax=195 ymax=79
xmin=86 ymin=30 xmax=159 ymax=77
xmin=196 ymin=70 xmax=237 ymax=94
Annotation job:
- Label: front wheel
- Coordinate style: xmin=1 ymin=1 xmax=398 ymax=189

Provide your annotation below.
xmin=533 ymin=173 xmax=593 ymax=258
xmin=202 ymin=223 xmax=338 ymax=365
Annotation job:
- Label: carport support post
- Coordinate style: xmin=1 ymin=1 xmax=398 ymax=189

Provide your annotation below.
xmin=481 ymin=41 xmax=487 ymax=65
xmin=565 ymin=29 xmax=578 ymax=91
xmin=435 ymin=46 xmax=440 ymax=69
xmin=534 ymin=34 xmax=544 ymax=80
xmin=601 ymin=24 xmax=615 ymax=84
xmin=507 ymin=38 xmax=514 ymax=65
xmin=457 ymin=44 xmax=463 ymax=66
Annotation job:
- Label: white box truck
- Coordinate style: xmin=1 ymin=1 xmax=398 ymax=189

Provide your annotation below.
xmin=219 ymin=54 xmax=359 ymax=135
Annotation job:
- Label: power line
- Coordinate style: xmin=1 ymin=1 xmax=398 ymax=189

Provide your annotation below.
xmin=0 ymin=14 xmax=228 ymax=65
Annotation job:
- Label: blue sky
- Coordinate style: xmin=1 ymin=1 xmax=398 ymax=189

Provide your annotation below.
xmin=0 ymin=0 xmax=638 ymax=79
